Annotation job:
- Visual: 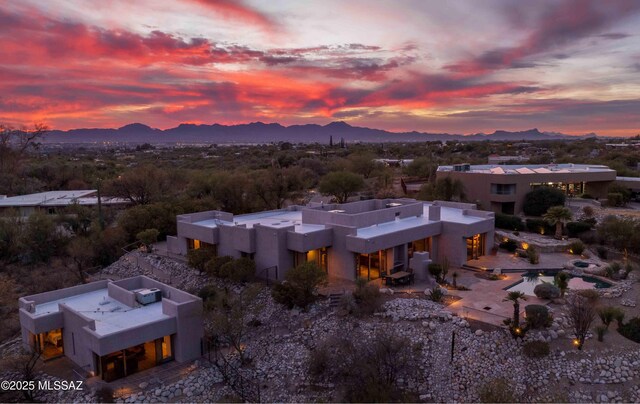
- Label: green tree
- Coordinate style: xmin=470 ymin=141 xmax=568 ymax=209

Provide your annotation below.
xmin=136 ymin=228 xmax=160 ymax=252
xmin=318 ymin=171 xmax=365 ymax=203
xmin=417 ymin=177 xmax=465 ymax=202
xmin=105 ymin=165 xmax=173 ymax=205
xmin=206 ymin=285 xmax=261 ymax=363
xmin=187 ymin=247 xmax=217 ymax=274
xmin=21 ymin=212 xmax=65 ymax=264
xmin=67 ymin=237 xmax=95 ymax=283
xmin=503 ymin=291 xmax=527 ymax=330
xmin=523 ymin=187 xmax=566 ymax=216
xmin=543 ymin=206 xmax=573 ymax=239
xmin=219 ymin=257 xmax=256 ymax=283
xmin=272 ymin=262 xmax=327 ymax=310
xmin=348 ymin=152 xmax=379 ymax=179
xmin=252 ymin=167 xmax=310 ymax=209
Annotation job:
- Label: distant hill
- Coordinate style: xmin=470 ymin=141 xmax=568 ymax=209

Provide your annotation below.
xmin=42 ymin=121 xmax=595 ymax=144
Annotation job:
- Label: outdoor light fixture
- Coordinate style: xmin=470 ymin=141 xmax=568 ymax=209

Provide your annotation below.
xmin=573 ymin=339 xmax=580 ymax=346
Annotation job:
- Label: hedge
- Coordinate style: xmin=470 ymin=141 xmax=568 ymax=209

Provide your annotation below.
xmin=567 ymin=221 xmax=592 ymax=237
xmin=495 ymin=213 xmax=524 ymax=231
xmin=525 ymin=218 xmax=555 ymax=235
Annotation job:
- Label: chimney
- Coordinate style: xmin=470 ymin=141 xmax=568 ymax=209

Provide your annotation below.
xmin=428 ymin=205 xmax=441 ymax=221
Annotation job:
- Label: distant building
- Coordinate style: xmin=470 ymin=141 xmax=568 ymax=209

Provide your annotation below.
xmin=615 ymin=177 xmax=640 ymax=201
xmin=487 ymin=155 xmax=529 ymax=165
xmin=0 ymin=190 xmax=129 ymax=217
xmin=168 ymin=198 xmax=495 ymax=282
xmin=436 ymin=163 xmax=616 ymax=214
xmin=19 ymin=276 xmax=203 ymax=382
xmin=374 ymin=158 xmax=414 ymax=167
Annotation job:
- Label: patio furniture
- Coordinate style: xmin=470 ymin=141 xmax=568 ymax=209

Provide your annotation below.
xmin=385 ymin=271 xmax=414 ymax=286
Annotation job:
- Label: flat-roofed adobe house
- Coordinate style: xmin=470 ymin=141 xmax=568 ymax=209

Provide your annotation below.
xmin=167 ymin=198 xmax=495 ymax=283
xmin=18 ymin=276 xmax=203 ymax=382
xmin=436 ymin=163 xmax=616 ymax=214
xmin=0 ymin=190 xmax=129 ymax=218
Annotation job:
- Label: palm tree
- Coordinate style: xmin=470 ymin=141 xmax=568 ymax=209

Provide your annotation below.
xmin=543 ymin=205 xmax=573 ymax=239
xmin=555 ymin=272 xmax=570 ymax=297
xmin=503 ymin=291 xmax=527 ymax=329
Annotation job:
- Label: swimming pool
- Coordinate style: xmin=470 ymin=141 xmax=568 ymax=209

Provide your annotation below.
xmin=505 ymin=271 xmax=611 ymax=296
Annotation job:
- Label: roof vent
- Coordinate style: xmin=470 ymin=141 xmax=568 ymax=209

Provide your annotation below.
xmin=453 ymin=163 xmax=471 ymax=172
xmin=386 ymin=202 xmax=402 ymax=208
xmin=328 ymin=209 xmax=346 ymax=213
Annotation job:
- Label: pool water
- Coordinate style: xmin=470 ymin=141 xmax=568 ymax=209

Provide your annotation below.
xmin=505 ymin=272 xmax=610 ymax=296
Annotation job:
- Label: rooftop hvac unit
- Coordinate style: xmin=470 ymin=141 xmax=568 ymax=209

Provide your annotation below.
xmin=453 ymin=163 xmax=471 ymax=172
xmin=328 ymin=209 xmax=346 ymax=213
xmin=386 ymin=202 xmax=402 ymax=208
xmin=135 ymin=288 xmax=162 ymax=306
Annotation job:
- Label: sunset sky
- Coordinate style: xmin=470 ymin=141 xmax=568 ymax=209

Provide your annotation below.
xmin=1 ymin=0 xmax=639 ymax=136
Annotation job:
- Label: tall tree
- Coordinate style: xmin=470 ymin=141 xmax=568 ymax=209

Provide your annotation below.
xmin=0 ymin=123 xmax=48 ymax=194
xmin=105 ymin=165 xmax=173 ymax=205
xmin=318 ymin=171 xmax=364 ymax=203
xmin=252 ymin=167 xmax=309 ymax=210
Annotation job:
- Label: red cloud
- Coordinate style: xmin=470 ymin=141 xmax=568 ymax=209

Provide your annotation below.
xmin=186 ymin=0 xmax=279 ymax=33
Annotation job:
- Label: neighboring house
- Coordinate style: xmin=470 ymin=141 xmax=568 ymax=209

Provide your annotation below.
xmin=615 ymin=177 xmax=640 ymax=201
xmin=0 ymin=190 xmax=129 ymax=218
xmin=18 ymin=276 xmax=203 ymax=382
xmin=436 ymin=163 xmax=616 ymax=214
xmin=168 ymin=198 xmax=495 ymax=283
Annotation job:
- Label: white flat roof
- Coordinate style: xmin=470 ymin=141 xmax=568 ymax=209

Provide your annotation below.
xmin=194 ymin=209 xmax=325 ymax=233
xmin=437 ymin=163 xmax=614 ymax=175
xmin=33 ymin=288 xmax=169 ymax=336
xmin=355 ymin=203 xmax=489 ymax=238
xmin=0 ymin=190 xmax=97 ymax=207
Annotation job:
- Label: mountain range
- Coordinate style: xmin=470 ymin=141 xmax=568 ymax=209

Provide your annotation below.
xmin=42 ymin=121 xmax=596 ymax=144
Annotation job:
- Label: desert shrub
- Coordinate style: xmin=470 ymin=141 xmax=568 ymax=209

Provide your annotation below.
xmin=337 ymin=293 xmax=358 ymax=316
xmin=95 ymin=386 xmax=115 ymax=403
xmin=568 ymin=240 xmax=585 ymax=255
xmin=272 ymin=262 xmax=327 ymax=310
xmin=525 ymin=304 xmax=552 ymax=329
xmin=605 ymin=262 xmax=622 ymax=279
xmin=582 ymin=205 xmax=595 ymax=216
xmin=205 ymin=255 xmax=233 ymax=277
xmin=577 ymin=289 xmax=600 ymax=304
xmin=580 ymin=194 xmax=594 ymax=199
xmin=613 ymin=307 xmax=625 ymax=325
xmin=523 ymin=187 xmax=566 ymax=216
xmin=525 ymin=218 xmax=555 ymax=235
xmin=428 ymin=263 xmax=443 ymax=281
xmin=308 ymin=344 xmax=331 ymax=378
xmin=533 ymin=283 xmax=560 ymax=299
xmin=526 ymin=246 xmax=539 ymax=264
xmin=567 ymin=221 xmax=592 ymax=237
xmin=352 ymin=279 xmax=383 ymax=316
xmin=499 ymin=239 xmax=518 ymax=253
xmin=219 ymin=257 xmax=256 ymax=283
xmin=187 ymin=247 xmax=217 ymax=273
xmin=428 ymin=286 xmax=444 ymax=303
xmin=136 ymin=228 xmax=159 ymax=250
xmin=607 ymin=193 xmax=624 ymax=207
xmin=596 ymin=246 xmax=608 ymax=259
xmin=478 ymin=377 xmax=517 ymax=403
xmin=619 ymin=317 xmax=640 ymax=343
xmin=598 ymin=306 xmax=617 ymax=329
xmin=522 ymin=340 xmax=550 ymax=358
xmin=198 ymin=284 xmax=218 ymax=303
xmin=495 ymin=213 xmax=524 ymax=231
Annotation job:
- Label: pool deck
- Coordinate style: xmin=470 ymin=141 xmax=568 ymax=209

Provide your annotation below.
xmin=446 ymin=269 xmax=549 ymax=326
